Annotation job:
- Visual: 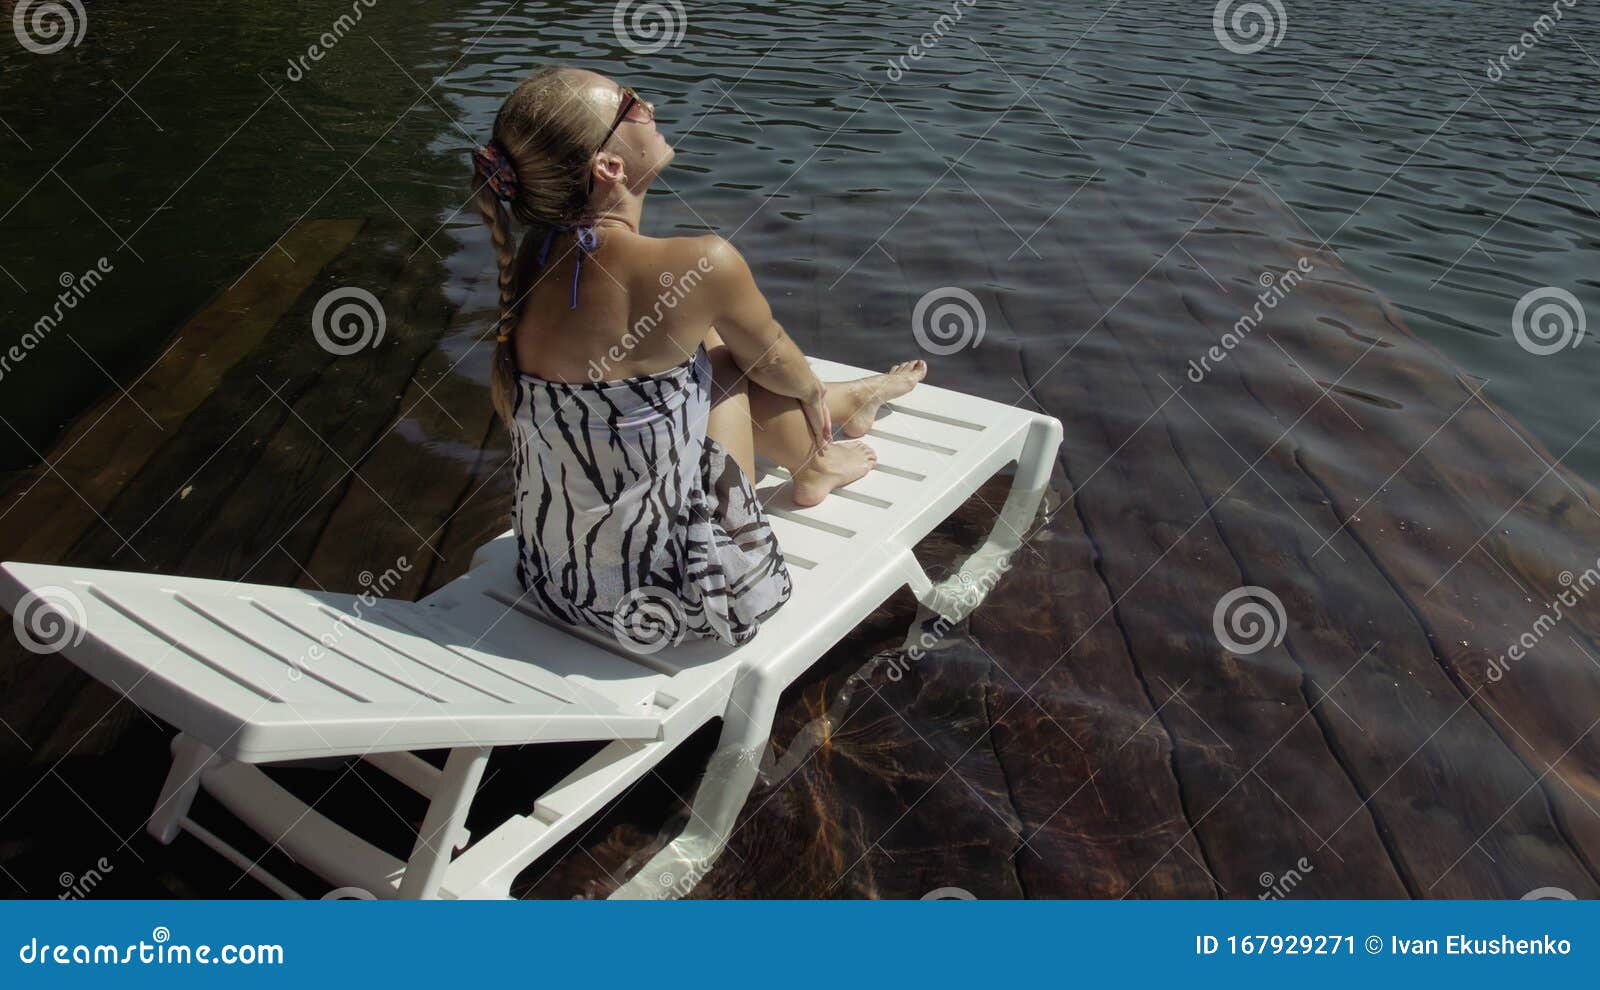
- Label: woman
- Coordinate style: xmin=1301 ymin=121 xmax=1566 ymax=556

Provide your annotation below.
xmin=471 ymin=67 xmax=927 ymax=649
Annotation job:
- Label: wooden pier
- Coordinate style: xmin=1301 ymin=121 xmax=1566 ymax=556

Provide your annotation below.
xmin=1 ymin=176 xmax=1597 ymax=899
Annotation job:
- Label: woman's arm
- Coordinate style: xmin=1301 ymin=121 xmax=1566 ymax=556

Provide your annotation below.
xmin=696 ymin=236 xmax=824 ymax=402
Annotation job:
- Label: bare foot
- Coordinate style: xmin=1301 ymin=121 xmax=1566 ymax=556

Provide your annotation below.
xmin=791 ymin=440 xmax=878 ymax=507
xmin=838 ymin=360 xmax=928 ymax=438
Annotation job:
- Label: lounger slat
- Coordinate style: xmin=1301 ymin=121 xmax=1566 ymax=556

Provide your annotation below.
xmin=92 ymin=586 xmax=357 ymax=705
xmin=762 ymin=512 xmax=858 ymax=562
xmin=184 ymin=595 xmax=470 ymax=705
xmin=247 ymin=599 xmax=517 ymax=705
xmin=362 ymin=602 xmax=589 ymax=707
xmin=756 ymin=477 xmax=900 ymax=542
xmin=0 ymin=571 xmax=272 ymax=728
xmin=854 ymin=429 xmax=964 ymax=482
xmin=304 ymin=600 xmax=576 ymax=706
xmin=865 ymin=406 xmax=987 ymax=453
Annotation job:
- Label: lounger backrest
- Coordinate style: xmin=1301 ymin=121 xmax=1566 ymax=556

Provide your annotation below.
xmin=0 ymin=562 xmax=660 ymax=763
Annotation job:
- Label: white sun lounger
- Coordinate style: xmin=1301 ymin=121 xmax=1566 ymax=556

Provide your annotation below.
xmin=0 ymin=355 xmax=1061 ymax=899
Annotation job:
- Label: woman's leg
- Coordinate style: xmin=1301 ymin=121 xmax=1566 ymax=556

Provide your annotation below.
xmin=703 ymin=327 xmax=927 ymax=506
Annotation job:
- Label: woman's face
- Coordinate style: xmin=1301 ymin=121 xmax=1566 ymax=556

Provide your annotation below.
xmin=577 ymin=71 xmax=674 ymax=193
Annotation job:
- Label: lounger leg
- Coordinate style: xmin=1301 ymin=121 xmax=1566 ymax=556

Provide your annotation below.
xmin=398 ymin=746 xmax=490 ymax=899
xmin=148 ymin=734 xmax=218 ymax=845
xmin=915 ymin=416 xmax=1062 ymax=622
xmin=609 ymin=676 xmax=779 ymax=900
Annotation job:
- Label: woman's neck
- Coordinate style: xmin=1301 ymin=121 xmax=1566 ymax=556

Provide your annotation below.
xmin=584 ymin=188 xmax=645 ymax=233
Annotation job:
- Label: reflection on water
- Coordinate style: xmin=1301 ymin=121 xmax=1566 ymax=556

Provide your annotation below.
xmin=1 ymin=0 xmax=1598 ymax=898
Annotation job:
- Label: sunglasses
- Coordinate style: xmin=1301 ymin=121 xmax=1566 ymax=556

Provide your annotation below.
xmin=588 ymin=85 xmax=656 ymax=197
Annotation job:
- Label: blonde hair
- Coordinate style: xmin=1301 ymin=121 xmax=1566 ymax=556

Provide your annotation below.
xmin=472 ymin=67 xmax=609 ymax=428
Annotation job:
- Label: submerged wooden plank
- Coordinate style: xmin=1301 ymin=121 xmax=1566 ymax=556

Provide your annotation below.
xmin=1080 ymin=177 xmax=1592 ymax=897
xmin=1173 ymin=180 xmax=1600 ymax=892
xmin=302 ymin=238 xmax=505 ymax=600
xmin=0 ymin=219 xmax=364 ymax=566
xmin=917 ymin=192 xmax=1220 ymax=898
xmin=20 ymin=221 xmax=429 ymax=758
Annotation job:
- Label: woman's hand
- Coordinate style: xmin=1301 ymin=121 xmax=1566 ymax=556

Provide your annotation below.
xmin=800 ymin=381 xmax=831 ymax=453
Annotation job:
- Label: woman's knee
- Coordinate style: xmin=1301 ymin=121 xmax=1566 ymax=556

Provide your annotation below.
xmin=705 ymin=331 xmax=748 ymax=409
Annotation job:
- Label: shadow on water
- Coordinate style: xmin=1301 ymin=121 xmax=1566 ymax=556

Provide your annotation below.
xmin=1 ymin=0 xmax=1598 ymax=898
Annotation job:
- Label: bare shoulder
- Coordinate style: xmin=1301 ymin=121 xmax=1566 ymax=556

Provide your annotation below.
xmin=652 ymin=234 xmax=749 ymax=283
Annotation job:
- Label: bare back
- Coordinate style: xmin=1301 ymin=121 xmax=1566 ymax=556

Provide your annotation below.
xmin=512 ymin=228 xmax=716 ymax=384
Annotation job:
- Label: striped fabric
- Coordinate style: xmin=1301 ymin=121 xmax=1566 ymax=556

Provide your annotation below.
xmin=509 ymin=343 xmax=793 ymax=650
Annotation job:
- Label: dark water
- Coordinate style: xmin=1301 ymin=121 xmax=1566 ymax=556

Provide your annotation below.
xmin=2 ymin=1 xmax=1596 ymax=473
xmin=2 ymin=1 xmax=1599 ymax=899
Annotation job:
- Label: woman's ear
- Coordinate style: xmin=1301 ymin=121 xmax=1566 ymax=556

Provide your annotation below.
xmin=594 ymin=151 xmax=627 ymax=188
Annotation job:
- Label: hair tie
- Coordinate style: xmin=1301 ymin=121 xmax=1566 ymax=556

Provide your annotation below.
xmin=496 ymin=333 xmax=510 ymax=343
xmin=473 ymin=140 xmax=521 ymax=202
